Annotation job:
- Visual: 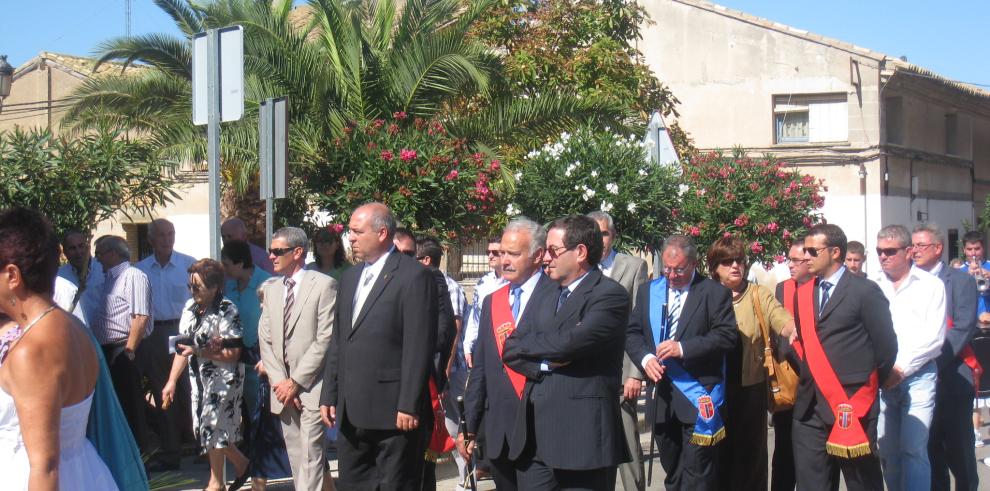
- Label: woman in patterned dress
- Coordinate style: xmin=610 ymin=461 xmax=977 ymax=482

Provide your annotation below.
xmin=162 ymin=259 xmax=250 ymax=491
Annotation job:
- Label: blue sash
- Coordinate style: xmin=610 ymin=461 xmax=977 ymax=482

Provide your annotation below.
xmin=648 ymin=278 xmax=726 ymax=446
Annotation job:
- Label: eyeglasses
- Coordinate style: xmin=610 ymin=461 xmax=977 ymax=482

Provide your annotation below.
xmin=876 ymin=247 xmax=907 ymax=257
xmin=803 ymin=246 xmax=831 ymax=257
xmin=547 ymin=245 xmax=575 ymax=259
xmin=718 ymin=257 xmax=745 ymax=267
xmin=268 ymin=247 xmax=297 ymax=257
xmin=912 ymin=243 xmax=936 ymax=250
xmin=787 ymin=257 xmax=809 ymax=265
xmin=662 ymin=266 xmax=691 ymax=276
xmin=486 ymin=249 xmax=501 ymax=256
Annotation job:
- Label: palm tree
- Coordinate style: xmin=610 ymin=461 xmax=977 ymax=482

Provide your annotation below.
xmin=65 ymin=0 xmax=631 ymax=213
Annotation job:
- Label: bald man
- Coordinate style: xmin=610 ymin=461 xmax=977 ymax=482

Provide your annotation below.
xmin=222 ymin=217 xmax=275 ymax=274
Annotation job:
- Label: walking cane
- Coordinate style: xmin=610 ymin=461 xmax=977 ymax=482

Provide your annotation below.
xmin=456 ymin=395 xmax=478 ymax=491
xmin=646 ymin=300 xmax=668 ymax=487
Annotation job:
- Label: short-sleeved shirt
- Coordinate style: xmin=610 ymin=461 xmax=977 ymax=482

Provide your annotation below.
xmin=224 ymin=267 xmax=272 ymax=349
xmin=136 ymin=251 xmax=196 ymax=322
xmin=444 ymin=273 xmax=466 ymax=319
xmin=732 ymin=282 xmax=792 ymax=386
xmin=58 ymin=259 xmax=105 ymax=328
xmin=92 ymin=262 xmax=152 ymax=345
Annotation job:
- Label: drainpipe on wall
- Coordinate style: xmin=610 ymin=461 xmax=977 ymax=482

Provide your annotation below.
xmin=46 ymin=60 xmax=52 ymax=132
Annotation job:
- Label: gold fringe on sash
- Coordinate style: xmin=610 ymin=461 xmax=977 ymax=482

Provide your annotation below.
xmin=825 ymin=442 xmax=873 ymax=458
xmin=689 ymin=426 xmax=726 ymax=446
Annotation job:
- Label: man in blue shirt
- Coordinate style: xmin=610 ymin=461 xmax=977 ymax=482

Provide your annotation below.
xmin=958 ymin=231 xmax=990 ymax=320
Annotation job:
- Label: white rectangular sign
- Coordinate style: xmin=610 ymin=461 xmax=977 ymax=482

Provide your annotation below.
xmin=192 ymin=25 xmax=244 ymax=125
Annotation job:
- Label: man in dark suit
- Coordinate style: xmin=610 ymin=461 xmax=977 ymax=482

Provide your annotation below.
xmin=791 ymin=223 xmax=897 ymax=491
xmin=589 ymin=210 xmax=649 ymax=491
xmin=502 ymin=214 xmax=630 ymax=490
xmin=626 ymin=234 xmax=738 ymax=491
xmin=461 ymin=217 xmax=556 ymax=490
xmin=913 ymin=224 xmax=980 ymax=491
xmin=320 ymin=202 xmax=438 ymax=490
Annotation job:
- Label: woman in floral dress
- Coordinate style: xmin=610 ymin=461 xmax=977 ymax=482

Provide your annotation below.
xmin=163 ymin=259 xmax=250 ymax=491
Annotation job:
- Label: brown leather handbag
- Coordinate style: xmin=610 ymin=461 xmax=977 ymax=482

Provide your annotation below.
xmin=752 ymin=289 xmax=799 ymax=412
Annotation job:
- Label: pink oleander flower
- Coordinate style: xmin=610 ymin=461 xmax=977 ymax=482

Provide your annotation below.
xmin=400 ymin=149 xmax=417 ymax=162
xmin=751 ymin=241 xmax=764 ymax=254
xmin=445 ymin=170 xmax=459 ymax=181
xmin=381 ymin=150 xmax=394 ymax=161
xmin=328 ymin=223 xmax=345 ymax=234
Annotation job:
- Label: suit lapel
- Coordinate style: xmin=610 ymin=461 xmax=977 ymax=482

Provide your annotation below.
xmin=350 ymin=252 xmax=400 ymax=335
xmin=517 ymin=274 xmax=552 ymax=333
xmin=674 ymin=273 xmax=705 ymax=341
xmin=555 ymin=269 xmax=601 ymax=323
xmin=285 ymin=271 xmax=315 ymax=336
xmin=339 ymin=264 xmax=362 ymax=337
xmin=817 ymin=272 xmax=850 ymax=321
xmin=269 ymin=280 xmax=286 ymax=355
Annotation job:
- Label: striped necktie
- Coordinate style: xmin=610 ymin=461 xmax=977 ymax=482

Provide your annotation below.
xmin=667 ymin=288 xmax=684 ymax=339
xmin=819 ymin=281 xmax=833 ymax=315
xmin=283 ymin=277 xmax=295 ymax=328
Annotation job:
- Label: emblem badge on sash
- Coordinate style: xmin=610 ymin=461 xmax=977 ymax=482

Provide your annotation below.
xmin=495 ymin=322 xmax=513 ymax=344
xmin=698 ymin=395 xmax=715 ymax=421
xmin=837 ymin=403 xmax=853 ymax=429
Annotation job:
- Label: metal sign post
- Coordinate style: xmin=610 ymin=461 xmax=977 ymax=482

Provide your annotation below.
xmin=259 ymin=97 xmax=288 ymax=248
xmin=192 ymin=25 xmax=244 ymax=259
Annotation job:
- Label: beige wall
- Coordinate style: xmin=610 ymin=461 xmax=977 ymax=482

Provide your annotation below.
xmin=0 ymin=62 xmax=86 ymax=134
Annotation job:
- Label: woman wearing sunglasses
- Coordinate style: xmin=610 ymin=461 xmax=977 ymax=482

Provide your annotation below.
xmin=706 ymin=236 xmax=795 ymax=491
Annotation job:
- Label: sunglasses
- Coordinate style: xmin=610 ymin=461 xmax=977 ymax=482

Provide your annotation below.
xmin=876 ymin=247 xmax=907 ymax=257
xmin=547 ymin=245 xmax=575 ymax=259
xmin=787 ymin=257 xmax=809 ymax=265
xmin=187 ymin=283 xmax=206 ymax=292
xmin=268 ymin=247 xmax=297 ymax=257
xmin=803 ymin=246 xmax=831 ymax=257
xmin=486 ymin=249 xmax=501 ymax=256
xmin=718 ymin=257 xmax=745 ymax=267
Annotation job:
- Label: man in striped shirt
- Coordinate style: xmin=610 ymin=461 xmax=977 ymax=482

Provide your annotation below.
xmin=93 ymin=235 xmax=153 ymax=452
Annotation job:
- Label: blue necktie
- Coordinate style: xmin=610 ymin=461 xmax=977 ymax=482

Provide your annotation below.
xmin=556 ymin=287 xmax=570 ymax=313
xmin=511 ymin=286 xmax=523 ymax=321
xmin=819 ymin=281 xmax=833 ymax=315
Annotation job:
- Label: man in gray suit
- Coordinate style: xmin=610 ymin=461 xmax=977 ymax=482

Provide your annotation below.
xmin=259 ymin=227 xmax=338 ymax=491
xmin=912 ymin=224 xmax=980 ymax=490
xmin=589 ymin=211 xmax=649 ymax=491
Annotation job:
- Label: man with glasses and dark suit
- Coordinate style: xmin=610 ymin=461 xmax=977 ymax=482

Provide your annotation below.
xmin=791 ymin=224 xmax=897 ymax=491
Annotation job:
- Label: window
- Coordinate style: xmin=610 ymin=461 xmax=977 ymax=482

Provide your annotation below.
xmin=123 ymin=222 xmax=152 ymax=262
xmin=774 ymin=94 xmax=848 ymax=144
xmin=886 ymin=97 xmax=904 ymax=145
xmin=948 ymin=229 xmax=959 ymax=261
xmin=946 ymin=113 xmax=959 ymax=155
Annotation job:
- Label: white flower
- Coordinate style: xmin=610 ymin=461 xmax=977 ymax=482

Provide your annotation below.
xmin=605 ymin=183 xmax=619 ymax=194
xmin=582 ymin=187 xmax=596 ymax=201
xmin=601 ymin=201 xmax=614 ymax=212
xmin=506 ymin=203 xmax=520 ymax=216
xmin=678 ymin=184 xmax=689 ymax=196
xmin=514 ymin=171 xmax=523 ymax=180
xmin=627 ymin=202 xmax=637 ymax=213
xmin=565 ymin=163 xmax=577 ymax=177
xmin=574 ymin=184 xmax=581 ymax=190
xmin=638 ymin=168 xmax=648 ymax=177
xmin=526 ymin=150 xmax=540 ymax=159
xmin=591 ymin=170 xmax=599 ymax=178
xmin=560 ymin=131 xmax=571 ymax=142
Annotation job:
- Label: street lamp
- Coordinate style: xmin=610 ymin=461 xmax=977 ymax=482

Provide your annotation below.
xmin=0 ymin=55 xmax=14 ymax=114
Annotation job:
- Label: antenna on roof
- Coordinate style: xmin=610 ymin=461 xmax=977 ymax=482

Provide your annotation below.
xmin=125 ymin=0 xmax=132 ymax=37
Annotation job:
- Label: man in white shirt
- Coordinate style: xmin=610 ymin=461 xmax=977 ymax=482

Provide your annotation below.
xmin=873 ymin=225 xmax=946 ymax=491
xmin=135 ymin=218 xmax=197 ymax=470
xmin=58 ymin=230 xmax=104 ymax=325
xmin=463 ymin=237 xmax=507 ymax=368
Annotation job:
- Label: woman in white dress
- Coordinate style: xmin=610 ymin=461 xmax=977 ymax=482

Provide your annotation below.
xmin=0 ymin=207 xmax=117 ymax=491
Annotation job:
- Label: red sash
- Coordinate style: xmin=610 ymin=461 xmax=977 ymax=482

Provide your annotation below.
xmin=425 ymin=377 xmax=455 ymax=461
xmin=792 ymin=279 xmax=878 ymax=458
xmin=491 ymin=285 xmax=526 ymax=398
xmin=782 ymin=279 xmax=805 ymax=360
xmin=949 ymin=316 xmax=983 ymax=392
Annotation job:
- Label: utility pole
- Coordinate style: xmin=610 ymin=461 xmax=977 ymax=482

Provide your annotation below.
xmin=125 ymin=0 xmax=132 ymax=36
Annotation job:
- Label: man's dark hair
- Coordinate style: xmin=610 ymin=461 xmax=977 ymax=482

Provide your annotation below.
xmin=61 ymin=229 xmax=88 ymax=247
xmin=847 ymin=240 xmax=866 ymax=256
xmin=808 ymin=223 xmax=848 ymax=261
xmin=416 ymin=237 xmax=444 ymax=266
xmin=548 ymin=215 xmax=604 ymax=267
xmin=394 ymin=227 xmax=415 ymax=242
xmin=221 ymin=240 xmax=253 ymax=269
xmin=963 ymin=230 xmax=985 ymax=247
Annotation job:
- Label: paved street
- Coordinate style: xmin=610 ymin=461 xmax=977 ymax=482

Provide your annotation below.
xmin=167 ymin=418 xmax=990 ymax=490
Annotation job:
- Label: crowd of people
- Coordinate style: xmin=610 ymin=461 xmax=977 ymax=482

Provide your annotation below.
xmin=0 ymin=201 xmax=988 ymax=491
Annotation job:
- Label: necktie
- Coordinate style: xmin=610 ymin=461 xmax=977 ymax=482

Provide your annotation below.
xmin=511 ymin=286 xmax=523 ymax=321
xmin=667 ymin=289 xmax=683 ymax=339
xmin=283 ymin=277 xmax=295 ymax=328
xmin=352 ymin=268 xmax=375 ymax=325
xmin=556 ymin=287 xmax=570 ymax=313
xmin=819 ymin=281 xmax=833 ymax=315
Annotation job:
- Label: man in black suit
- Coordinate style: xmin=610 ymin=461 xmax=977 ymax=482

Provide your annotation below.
xmin=320 ymin=202 xmax=438 ymax=490
xmin=502 ymin=214 xmax=630 ymax=490
xmin=791 ymin=223 xmax=897 ymax=491
xmin=626 ymin=234 xmax=738 ymax=491
xmin=913 ymin=224 xmax=980 ymax=491
xmin=460 ymin=217 xmax=556 ymax=490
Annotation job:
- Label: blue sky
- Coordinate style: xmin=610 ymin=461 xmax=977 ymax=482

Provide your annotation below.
xmin=2 ymin=0 xmax=987 ymax=88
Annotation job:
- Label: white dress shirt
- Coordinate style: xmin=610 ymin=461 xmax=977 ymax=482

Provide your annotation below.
xmin=136 ymin=251 xmax=196 ymax=322
xmin=58 ymin=259 xmax=104 ymax=327
xmin=599 ymin=249 xmax=618 ymax=277
xmin=444 ymin=273 xmax=467 ymax=319
xmin=463 ymin=271 xmax=508 ymax=355
xmin=818 ymin=266 xmax=846 ymax=307
xmin=874 ymin=265 xmax=947 ymax=377
xmin=508 ymin=270 xmax=543 ymax=320
xmin=53 ymin=276 xmax=87 ymax=326
xmin=641 ymin=272 xmax=693 ymax=371
xmin=283 ymin=267 xmax=307 ymax=300
xmin=353 ymin=247 xmax=394 ymax=321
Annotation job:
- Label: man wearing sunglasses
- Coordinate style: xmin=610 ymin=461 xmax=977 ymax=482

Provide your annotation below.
xmin=791 ymin=224 xmax=897 ymax=491
xmin=911 ymin=223 xmax=980 ymax=491
xmin=258 ymin=226 xmax=338 ymax=491
xmin=872 ymin=225 xmax=946 ymax=491
xmin=463 ymin=237 xmax=507 ymax=369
